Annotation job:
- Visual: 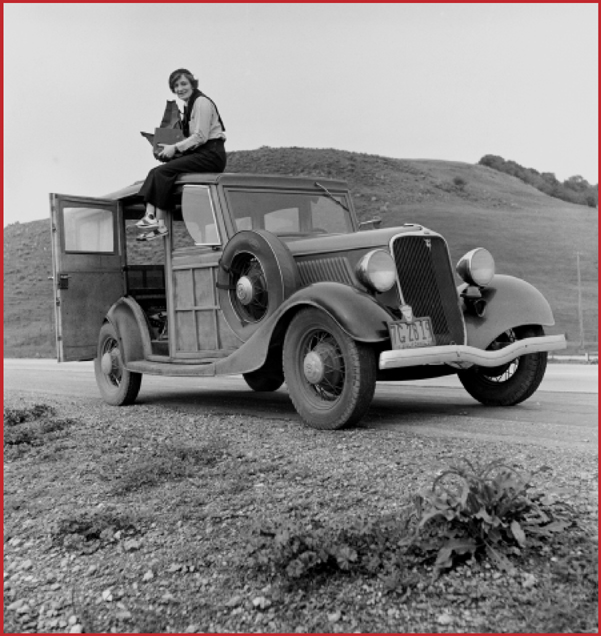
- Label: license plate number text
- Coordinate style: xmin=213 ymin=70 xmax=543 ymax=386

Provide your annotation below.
xmin=388 ymin=317 xmax=434 ymax=350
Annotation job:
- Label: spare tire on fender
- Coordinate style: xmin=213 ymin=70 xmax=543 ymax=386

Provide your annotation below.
xmin=217 ymin=230 xmax=299 ymax=341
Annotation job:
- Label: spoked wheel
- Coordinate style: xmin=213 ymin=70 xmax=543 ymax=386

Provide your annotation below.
xmin=458 ymin=325 xmax=548 ymax=406
xmin=94 ymin=323 xmax=142 ymax=405
xmin=283 ymin=308 xmax=377 ymax=429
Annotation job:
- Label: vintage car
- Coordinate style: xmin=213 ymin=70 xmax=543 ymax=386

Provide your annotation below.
xmin=50 ymin=172 xmax=566 ymax=429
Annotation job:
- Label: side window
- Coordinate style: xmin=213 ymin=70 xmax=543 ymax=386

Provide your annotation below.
xmin=181 ymin=186 xmax=220 ymax=245
xmin=63 ymin=207 xmax=115 ymax=252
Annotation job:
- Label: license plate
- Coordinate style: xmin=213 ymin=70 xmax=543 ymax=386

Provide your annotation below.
xmin=388 ymin=317 xmax=435 ymax=350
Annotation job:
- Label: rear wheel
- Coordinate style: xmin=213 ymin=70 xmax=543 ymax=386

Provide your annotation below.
xmin=458 ymin=325 xmax=548 ymax=406
xmin=283 ymin=308 xmax=377 ymax=429
xmin=94 ymin=322 xmax=142 ymax=405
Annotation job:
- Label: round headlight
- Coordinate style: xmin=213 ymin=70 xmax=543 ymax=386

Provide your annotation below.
xmin=356 ymin=249 xmax=397 ymax=292
xmin=456 ymin=248 xmax=495 ymax=287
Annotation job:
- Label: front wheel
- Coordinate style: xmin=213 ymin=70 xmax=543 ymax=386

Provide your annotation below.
xmin=458 ymin=325 xmax=548 ymax=406
xmin=283 ymin=308 xmax=377 ymax=429
xmin=94 ymin=322 xmax=142 ymax=405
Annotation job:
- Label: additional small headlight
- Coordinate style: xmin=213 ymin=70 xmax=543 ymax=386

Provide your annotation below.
xmin=456 ymin=248 xmax=495 ymax=287
xmin=356 ymin=249 xmax=397 ymax=292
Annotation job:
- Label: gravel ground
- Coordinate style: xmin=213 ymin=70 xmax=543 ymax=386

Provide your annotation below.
xmin=3 ymin=389 xmax=598 ymax=633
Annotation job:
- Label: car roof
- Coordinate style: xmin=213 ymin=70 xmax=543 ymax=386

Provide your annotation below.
xmin=104 ymin=172 xmax=349 ymax=201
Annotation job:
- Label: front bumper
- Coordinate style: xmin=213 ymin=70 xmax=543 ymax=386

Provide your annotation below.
xmin=379 ymin=334 xmax=567 ymax=370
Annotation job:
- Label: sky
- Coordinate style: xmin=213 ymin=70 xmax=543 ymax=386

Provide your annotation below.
xmin=3 ymin=3 xmax=599 ymax=226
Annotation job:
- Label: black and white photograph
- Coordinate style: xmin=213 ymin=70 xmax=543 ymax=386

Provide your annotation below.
xmin=4 ymin=3 xmax=598 ymax=633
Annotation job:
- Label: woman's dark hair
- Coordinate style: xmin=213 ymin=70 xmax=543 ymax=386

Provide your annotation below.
xmin=168 ymin=68 xmax=199 ymax=92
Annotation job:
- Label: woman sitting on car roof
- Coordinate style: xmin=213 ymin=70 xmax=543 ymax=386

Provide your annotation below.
xmin=136 ymin=68 xmax=227 ymax=241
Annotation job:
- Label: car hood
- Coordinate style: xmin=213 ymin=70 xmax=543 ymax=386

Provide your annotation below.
xmin=285 ymin=224 xmax=442 ymax=257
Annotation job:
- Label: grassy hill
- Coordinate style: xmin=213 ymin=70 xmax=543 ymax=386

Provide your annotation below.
xmin=4 ymin=146 xmax=597 ymax=358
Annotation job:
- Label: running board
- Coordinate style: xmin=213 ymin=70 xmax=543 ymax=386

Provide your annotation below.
xmin=127 ymin=360 xmax=217 ymax=377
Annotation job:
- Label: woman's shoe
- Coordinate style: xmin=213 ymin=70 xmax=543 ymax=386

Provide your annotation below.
xmin=136 ymin=213 xmax=159 ymax=229
xmin=136 ymin=226 xmax=168 ymax=242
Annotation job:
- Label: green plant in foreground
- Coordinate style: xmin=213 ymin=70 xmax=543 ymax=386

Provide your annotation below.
xmin=4 ymin=403 xmax=75 ymax=452
xmin=247 ymin=458 xmax=576 ymax=586
xmin=53 ymin=509 xmax=141 ymax=554
xmin=415 ymin=457 xmax=573 ymax=574
xmin=107 ymin=439 xmax=230 ymax=494
xmin=247 ymin=513 xmax=415 ymax=582
xmin=4 ymin=403 xmax=55 ymax=426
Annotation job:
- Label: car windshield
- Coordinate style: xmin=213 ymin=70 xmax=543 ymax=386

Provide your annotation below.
xmin=225 ymin=189 xmax=354 ymax=236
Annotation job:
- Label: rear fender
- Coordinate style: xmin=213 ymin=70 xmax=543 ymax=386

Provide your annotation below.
xmin=105 ymin=297 xmax=151 ymax=364
xmin=462 ymin=274 xmax=555 ymax=349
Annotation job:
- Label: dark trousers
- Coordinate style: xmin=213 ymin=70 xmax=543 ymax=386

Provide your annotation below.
xmin=139 ymin=138 xmax=226 ymax=209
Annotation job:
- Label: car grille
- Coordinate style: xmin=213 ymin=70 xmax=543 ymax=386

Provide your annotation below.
xmin=391 ymin=235 xmax=465 ymax=346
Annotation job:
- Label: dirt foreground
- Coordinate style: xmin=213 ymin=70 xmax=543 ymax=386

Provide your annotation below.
xmin=3 ymin=388 xmax=598 ymax=633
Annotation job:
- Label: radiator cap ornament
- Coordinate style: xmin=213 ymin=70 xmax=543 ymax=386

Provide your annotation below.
xmin=400 ymin=304 xmax=414 ymax=323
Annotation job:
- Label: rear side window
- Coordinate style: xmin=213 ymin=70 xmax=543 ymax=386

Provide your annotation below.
xmin=63 ymin=207 xmax=115 ymax=252
xmin=181 ymin=185 xmax=221 ymax=245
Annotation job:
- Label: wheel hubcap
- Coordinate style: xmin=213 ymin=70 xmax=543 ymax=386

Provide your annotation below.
xmin=230 ymin=254 xmax=268 ymax=323
xmin=236 ymin=276 xmax=254 ymax=305
xmin=303 ymin=351 xmax=325 ymax=384
xmin=100 ymin=339 xmax=122 ymax=387
xmin=302 ymin=340 xmax=343 ymax=392
xmin=101 ymin=351 xmax=114 ymax=374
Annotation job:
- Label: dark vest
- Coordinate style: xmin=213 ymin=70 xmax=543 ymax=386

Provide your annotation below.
xmin=182 ymin=89 xmax=226 ymax=137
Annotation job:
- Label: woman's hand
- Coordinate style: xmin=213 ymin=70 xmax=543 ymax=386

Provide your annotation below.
xmin=158 ymin=144 xmax=177 ymax=160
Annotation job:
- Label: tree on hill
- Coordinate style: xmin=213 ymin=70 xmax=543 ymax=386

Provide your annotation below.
xmin=478 ymin=155 xmax=598 ymax=208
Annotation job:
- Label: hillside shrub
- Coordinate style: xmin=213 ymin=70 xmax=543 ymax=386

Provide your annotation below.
xmin=452 ymin=176 xmax=467 ymax=190
xmin=479 ymin=154 xmax=598 ymax=208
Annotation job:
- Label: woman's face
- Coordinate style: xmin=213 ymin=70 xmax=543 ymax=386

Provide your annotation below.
xmin=173 ymin=76 xmax=194 ymax=102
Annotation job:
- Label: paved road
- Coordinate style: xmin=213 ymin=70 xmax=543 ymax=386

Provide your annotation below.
xmin=4 ymin=359 xmax=598 ymax=451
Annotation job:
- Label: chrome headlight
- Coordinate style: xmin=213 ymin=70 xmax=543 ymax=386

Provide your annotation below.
xmin=356 ymin=249 xmax=397 ymax=292
xmin=456 ymin=248 xmax=495 ymax=287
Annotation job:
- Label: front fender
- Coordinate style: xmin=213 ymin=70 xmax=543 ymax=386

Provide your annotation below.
xmin=285 ymin=282 xmax=393 ymax=342
xmin=215 ymin=282 xmax=392 ymax=375
xmin=461 ymin=274 xmax=555 ymax=350
xmin=105 ymin=296 xmax=151 ymax=364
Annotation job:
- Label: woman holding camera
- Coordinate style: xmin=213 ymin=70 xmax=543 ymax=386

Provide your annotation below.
xmin=136 ymin=68 xmax=227 ymax=241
